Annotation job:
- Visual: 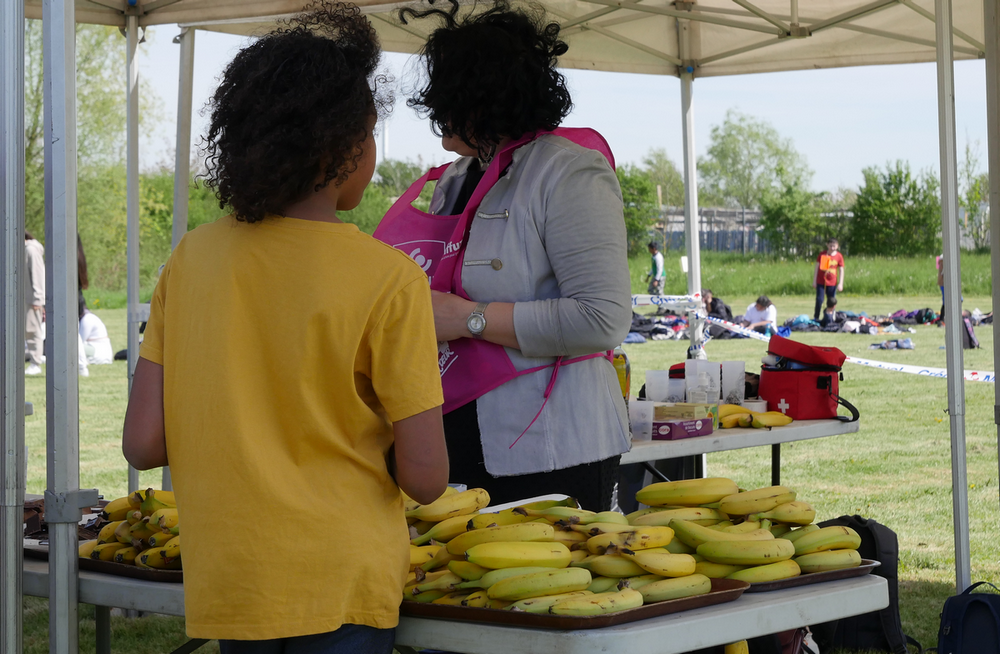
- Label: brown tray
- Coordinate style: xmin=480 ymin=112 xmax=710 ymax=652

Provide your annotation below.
xmin=744 ymin=559 xmax=880 ymax=592
xmin=399 ymin=577 xmax=749 ymax=630
xmin=24 ymin=543 xmax=183 ymax=584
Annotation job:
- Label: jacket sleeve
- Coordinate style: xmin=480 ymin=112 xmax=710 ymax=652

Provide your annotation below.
xmin=26 ymin=242 xmax=45 ymax=306
xmin=513 ymin=148 xmax=632 ymax=357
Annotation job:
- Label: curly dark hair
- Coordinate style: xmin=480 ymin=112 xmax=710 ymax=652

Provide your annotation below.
xmin=201 ymin=1 xmax=391 ymax=223
xmin=400 ymin=0 xmax=572 ymax=159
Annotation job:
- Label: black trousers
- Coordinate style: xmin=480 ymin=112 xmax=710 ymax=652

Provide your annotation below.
xmin=442 ymin=401 xmax=619 ymax=511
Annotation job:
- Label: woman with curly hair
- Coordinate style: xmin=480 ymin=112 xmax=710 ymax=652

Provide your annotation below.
xmin=122 ymin=2 xmax=448 ymax=650
xmin=377 ymin=0 xmax=631 ymax=510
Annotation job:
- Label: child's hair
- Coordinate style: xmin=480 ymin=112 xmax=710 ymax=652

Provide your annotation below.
xmin=648 ymin=241 xmax=658 ymax=250
xmin=400 ymin=0 xmax=571 ymax=160
xmin=827 ymin=238 xmax=839 ymax=247
xmin=202 ymin=0 xmax=391 ymax=223
xmin=826 ymin=297 xmax=838 ymax=310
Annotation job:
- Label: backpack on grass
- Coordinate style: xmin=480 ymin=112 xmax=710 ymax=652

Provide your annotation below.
xmin=960 ymin=317 xmax=980 ymax=349
xmin=810 ymin=515 xmax=921 ymax=654
xmin=934 ymin=582 xmax=1000 ymax=654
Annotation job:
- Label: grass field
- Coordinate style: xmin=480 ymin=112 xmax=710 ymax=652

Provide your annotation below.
xmin=20 ymin=291 xmax=999 ymax=652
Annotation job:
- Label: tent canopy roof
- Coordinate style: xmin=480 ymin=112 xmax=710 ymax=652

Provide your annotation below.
xmin=25 ymin=0 xmax=986 ymax=77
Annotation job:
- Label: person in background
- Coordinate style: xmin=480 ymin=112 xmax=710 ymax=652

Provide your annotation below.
xmin=702 ymin=288 xmax=732 ymax=321
xmin=813 ymin=238 xmax=845 ymax=321
xmin=647 ymin=241 xmax=665 ymax=296
xmin=78 ymin=234 xmax=89 ymax=312
xmin=819 ymin=297 xmax=838 ymax=329
xmin=936 ymin=253 xmax=945 ymax=323
xmin=742 ymin=295 xmax=777 ymax=335
xmin=79 ymin=297 xmax=113 ymax=365
xmin=24 ymin=231 xmax=45 ymax=376
xmin=122 ymin=3 xmax=448 ymax=651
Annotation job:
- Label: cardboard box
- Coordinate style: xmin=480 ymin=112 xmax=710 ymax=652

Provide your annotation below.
xmin=651 ymin=402 xmax=719 ymax=430
xmin=652 ymin=418 xmax=714 ymax=440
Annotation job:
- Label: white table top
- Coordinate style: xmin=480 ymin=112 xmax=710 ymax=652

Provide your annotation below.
xmin=620 ymin=419 xmax=860 ymax=465
xmin=24 ymin=559 xmax=887 ymax=653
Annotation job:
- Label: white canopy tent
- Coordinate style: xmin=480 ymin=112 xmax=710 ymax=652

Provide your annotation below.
xmin=2 ymin=1 xmax=998 ymax=652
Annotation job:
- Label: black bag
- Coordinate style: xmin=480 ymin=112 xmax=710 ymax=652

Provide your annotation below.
xmin=811 ymin=516 xmax=921 ymax=654
xmin=936 ymin=581 xmax=1000 ymax=654
xmin=961 ymin=317 xmax=980 ymax=349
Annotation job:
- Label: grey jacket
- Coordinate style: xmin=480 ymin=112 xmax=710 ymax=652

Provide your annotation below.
xmin=430 ymin=133 xmax=632 ymax=476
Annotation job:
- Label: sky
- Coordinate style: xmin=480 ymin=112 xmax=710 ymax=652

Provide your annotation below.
xmin=136 ymin=26 xmax=990 ymax=195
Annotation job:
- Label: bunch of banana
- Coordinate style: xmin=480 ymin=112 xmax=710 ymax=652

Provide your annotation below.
xmin=80 ymin=489 xmax=181 ymax=570
xmin=718 ymin=404 xmax=794 ymax=429
xmin=405 ymin=488 xmax=490 ymax=523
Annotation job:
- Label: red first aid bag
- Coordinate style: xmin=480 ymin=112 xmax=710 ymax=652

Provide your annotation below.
xmin=758 ymin=335 xmax=859 ymax=421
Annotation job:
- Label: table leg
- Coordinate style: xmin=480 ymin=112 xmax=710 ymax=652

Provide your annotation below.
xmin=168 ymin=639 xmax=210 ymax=654
xmin=95 ymin=606 xmax=111 ymax=654
xmin=394 ymin=647 xmax=420 ymax=654
xmin=642 ymin=462 xmax=670 ymax=482
xmin=771 ymin=444 xmax=781 ymax=486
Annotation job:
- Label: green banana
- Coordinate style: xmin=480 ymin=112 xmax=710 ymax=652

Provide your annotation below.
xmin=586 ymin=576 xmax=622 ymax=593
xmin=487 ymin=567 xmax=592 ymax=601
xmin=697 ymin=538 xmax=795 ymax=565
xmin=549 ymin=588 xmax=644 ymax=616
xmin=694 ymin=560 xmax=748 ymax=578
xmin=139 ymin=489 xmax=176 ymax=518
xmin=794 ymin=548 xmax=862 ymax=573
xmin=792 ymin=526 xmax=862 ymax=556
xmin=636 ymin=574 xmax=713 ymax=603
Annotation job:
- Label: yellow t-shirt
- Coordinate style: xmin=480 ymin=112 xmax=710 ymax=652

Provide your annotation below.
xmin=139 ymin=215 xmax=443 ymax=640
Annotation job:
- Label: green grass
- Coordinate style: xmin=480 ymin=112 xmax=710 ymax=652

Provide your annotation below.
xmin=21 ymin=291 xmax=999 ymax=650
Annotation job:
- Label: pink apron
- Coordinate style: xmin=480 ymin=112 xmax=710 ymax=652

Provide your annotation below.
xmin=374 ymin=128 xmax=616 ymax=445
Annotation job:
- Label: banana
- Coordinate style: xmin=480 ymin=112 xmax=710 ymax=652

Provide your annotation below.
xmin=161 ymin=535 xmax=180 ymax=560
xmin=150 ymin=508 xmax=179 ymax=532
xmin=461 ymin=590 xmax=490 ymax=607
xmin=410 ymin=544 xmax=440 ymax=569
xmin=795 ymin=549 xmax=862 ymax=573
xmin=465 ymin=542 xmax=571 ymax=569
xmin=447 ymin=560 xmax=489 ymax=581
xmin=792 ymin=526 xmax=862 ymax=556
xmin=114 ymin=520 xmax=135 ymax=545
xmin=128 ymin=519 xmax=159 ymax=545
xmin=411 ymin=514 xmax=475 ymax=546
xmin=549 ymin=588 xmax=643 ymax=616
xmin=670 ymin=519 xmax=774 ymax=549
xmin=593 ymin=511 xmax=630 ymax=525
xmin=514 ymin=506 xmax=599 ymax=525
xmin=487 ymin=567 xmax=593 ymax=601
xmin=514 ymin=498 xmax=579 ymax=511
xmin=137 ymin=547 xmax=181 ymax=570
xmin=572 ymin=522 xmax=636 ymax=537
xmin=139 ymin=489 xmax=176 ymax=517
xmin=782 ymin=524 xmax=820 ymax=542
xmin=635 ymin=478 xmax=740 ymax=507
xmin=708 ymin=521 xmax=736 ymax=530
xmin=695 ymin=561 xmax=748 ymax=578
xmin=727 ymin=559 xmax=801 ymax=583
xmin=587 ymin=526 xmax=675 ymax=555
xmin=720 ymin=521 xmax=762 ymax=534
xmin=456 ymin=566 xmax=553 ymax=590
xmin=432 ymin=592 xmax=473 ymax=606
xmin=406 ymin=569 xmax=452 ymax=594
xmin=753 ymin=501 xmax=815 ymax=526
xmin=626 ymin=507 xmax=683 ymax=522
xmin=411 ymin=571 xmax=463 ymax=595
xmin=508 ymin=591 xmax=593 ymax=613
xmin=485 ymin=598 xmax=514 ymax=609
xmin=719 ymin=486 xmax=797 ymax=517
xmin=697 ymin=538 xmax=795 ymax=565
xmin=100 ymin=497 xmax=133 ymax=522
xmin=664 ymin=538 xmax=696 ymax=554
xmin=97 ymin=520 xmax=126 ymax=545
xmin=113 ymin=546 xmax=140 ymax=565
xmin=636 ymin=574 xmax=713 ymax=603
xmin=410 ymin=590 xmax=449 ymax=603
xmin=404 ymin=486 xmax=459 ymax=513
xmin=726 ymin=641 xmax=750 ymax=654
xmin=552 ymin=529 xmax=590 ymax=550
xmin=446 ymin=522 xmax=555 ymax=555
xmin=91 ymin=542 xmax=128 ymax=561
xmin=721 ymin=413 xmax=752 ymax=429
xmin=126 ymin=509 xmax=144 ymax=526
xmin=631 ymin=507 xmax=728 ymax=527
xmin=127 ymin=491 xmax=143 ymax=509
xmin=750 ymin=412 xmax=794 ymax=428
xmin=572 ymin=553 xmax=645 ymax=578
xmin=148 ymin=531 xmax=178 ymax=549
xmin=405 ymin=488 xmax=490 ymax=523
xmin=586 ymin=576 xmax=622 ymax=593
xmin=78 ymin=539 xmax=99 ymax=558
xmin=719 ymin=404 xmax=753 ymax=418
xmin=570 ymin=550 xmax=592 ymax=564
xmin=618 ymin=574 xmax=664 ymax=590
xmin=619 ymin=549 xmax=696 ymax=578
xmin=770 ymin=524 xmax=793 ymax=537
xmin=420 ymin=546 xmax=462 ymax=572
xmin=467 ymin=511 xmax=538 ymax=530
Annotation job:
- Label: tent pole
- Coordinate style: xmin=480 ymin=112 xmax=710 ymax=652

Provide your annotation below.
xmin=985 ymin=0 xmax=1000 ymax=522
xmin=679 ymin=19 xmax=705 ymax=366
xmin=0 ymin=2 xmax=26 ymax=651
xmin=934 ymin=0 xmax=971 ymax=593
xmin=126 ymin=13 xmax=141 ymax=494
xmin=171 ymin=27 xmax=195 ymax=251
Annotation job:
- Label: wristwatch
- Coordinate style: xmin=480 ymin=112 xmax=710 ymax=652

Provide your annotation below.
xmin=467 ymin=302 xmax=489 ymax=339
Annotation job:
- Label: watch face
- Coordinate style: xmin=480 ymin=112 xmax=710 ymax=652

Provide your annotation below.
xmin=468 ymin=314 xmax=486 ymax=334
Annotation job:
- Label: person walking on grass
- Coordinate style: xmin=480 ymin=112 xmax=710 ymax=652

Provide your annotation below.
xmin=24 ymin=231 xmax=45 ymax=376
xmin=647 ymin=241 xmax=665 ymax=296
xmin=813 ymin=238 xmax=845 ymax=321
xmin=122 ymin=3 xmax=449 ymax=652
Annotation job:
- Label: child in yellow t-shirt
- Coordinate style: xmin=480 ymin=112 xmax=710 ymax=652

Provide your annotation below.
xmin=122 ymin=3 xmax=449 ymax=651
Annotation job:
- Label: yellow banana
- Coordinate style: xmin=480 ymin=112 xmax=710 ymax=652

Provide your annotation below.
xmin=139 ymin=489 xmax=176 ymax=517
xmin=618 ymin=574 xmax=664 ymax=590
xmin=461 ymin=590 xmax=490 ymax=607
xmin=750 ymin=411 xmax=794 ymax=428
xmin=719 ymin=486 xmax=797 ymax=517
xmin=552 ymin=529 xmax=590 ymax=550
xmin=137 ymin=546 xmax=182 ymax=570
xmin=404 ymin=485 xmax=459 ymax=513
xmin=97 ymin=520 xmax=126 ymax=545
xmin=570 ymin=549 xmax=592 ymax=564
xmin=670 ymin=519 xmax=774 ymax=549
xmin=148 ymin=531 xmax=177 ymax=549
xmin=727 ymin=559 xmax=801 ymax=583
xmin=410 ymin=544 xmax=440 ymax=569
xmin=636 ymin=478 xmax=740 ymax=507
xmin=637 ymin=574 xmax=713 ymax=603
xmin=697 ymin=538 xmax=795 ymax=565
xmin=719 ymin=404 xmax=753 ymax=418
xmin=485 ymin=598 xmax=513 ymax=609
xmin=410 ymin=513 xmax=475 ymax=546
xmin=150 ymin=508 xmax=179 ymax=532
xmin=112 ymin=546 xmax=140 ymax=565
xmin=514 ymin=498 xmax=579 ymax=511
xmin=793 ymin=526 xmax=862 ymax=556
xmin=754 ymin=501 xmax=815 ymax=526
xmin=405 ymin=488 xmax=490 ymax=523
xmin=664 ymin=538 xmax=696 ymax=554
xmin=467 ymin=511 xmax=538 ymax=530
xmin=572 ymin=553 xmax=645 ymax=578
xmin=100 ymin=497 xmax=133 ymax=522
xmin=619 ymin=549 xmax=696 ymax=578
xmin=593 ymin=511 xmax=629 ymax=524
xmin=572 ymin=522 xmax=636 ymax=537
xmin=114 ymin=520 xmax=135 ymax=545
xmin=726 ymin=641 xmax=750 ymax=654
xmin=586 ymin=576 xmax=622 ymax=593
xmin=487 ymin=567 xmax=593 ymax=601
xmin=404 ymin=569 xmax=451 ymax=594
xmin=794 ymin=549 xmax=862 ymax=573
xmin=410 ymin=520 xmax=436 ymax=537
xmin=708 ymin=521 xmax=736 ymax=530
xmin=78 ymin=539 xmax=99 ymax=558
xmin=410 ymin=571 xmax=463 ymax=595
xmin=695 ymin=561 xmax=748 ymax=578
xmin=432 ymin=591 xmax=473 ymax=606
xmin=736 ymin=415 xmax=754 ymax=428
xmin=465 ymin=541 xmax=571 ymax=569
xmin=781 ymin=524 xmax=820 ymax=543
xmin=161 ymin=535 xmax=180 ymax=559
xmin=448 ymin=560 xmax=490 ymax=581
xmin=549 ymin=588 xmax=643 ymax=616
xmin=587 ymin=526 xmax=675 ymax=555
xmin=626 ymin=506 xmax=683 ymax=522
xmin=127 ymin=491 xmax=143 ymax=509
xmin=721 ymin=521 xmax=762 ymax=534
xmin=420 ymin=546 xmax=462 ymax=572
xmin=508 ymin=591 xmax=593 ymax=613
xmin=446 ymin=522 xmax=554 ymax=555
xmin=631 ymin=507 xmax=728 ymax=528
xmin=92 ymin=542 xmax=128 ymax=562
xmin=721 ymin=413 xmax=752 ymax=429
xmin=514 ymin=506 xmax=599 ymax=525
xmin=456 ymin=566 xmax=553 ymax=590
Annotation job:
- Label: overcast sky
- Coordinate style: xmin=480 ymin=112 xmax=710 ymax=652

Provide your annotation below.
xmin=137 ymin=26 xmax=990 ymax=195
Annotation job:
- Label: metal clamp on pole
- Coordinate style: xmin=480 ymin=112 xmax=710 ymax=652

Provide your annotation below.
xmin=42 ymin=489 xmax=100 ymax=523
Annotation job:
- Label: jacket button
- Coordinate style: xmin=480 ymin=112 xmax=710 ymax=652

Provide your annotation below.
xmin=491 ymin=259 xmax=503 ymax=271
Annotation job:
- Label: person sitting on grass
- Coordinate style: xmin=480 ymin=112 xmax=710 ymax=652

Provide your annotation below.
xmin=122 ymin=3 xmax=449 ymax=652
xmin=819 ymin=297 xmax=839 ymax=328
xmin=741 ymin=295 xmax=777 ymax=335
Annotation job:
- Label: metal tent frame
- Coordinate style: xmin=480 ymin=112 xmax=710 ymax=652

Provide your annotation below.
xmin=3 ymin=1 xmax=998 ymax=652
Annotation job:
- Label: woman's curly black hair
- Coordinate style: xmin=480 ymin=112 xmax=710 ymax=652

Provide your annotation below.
xmin=400 ymin=0 xmax=572 ymax=159
xmin=202 ymin=1 xmax=391 ymax=223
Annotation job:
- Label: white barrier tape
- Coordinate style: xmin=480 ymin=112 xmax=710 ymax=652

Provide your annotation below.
xmin=704 ymin=317 xmax=995 ymax=383
xmin=632 ymin=294 xmax=701 ymax=311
